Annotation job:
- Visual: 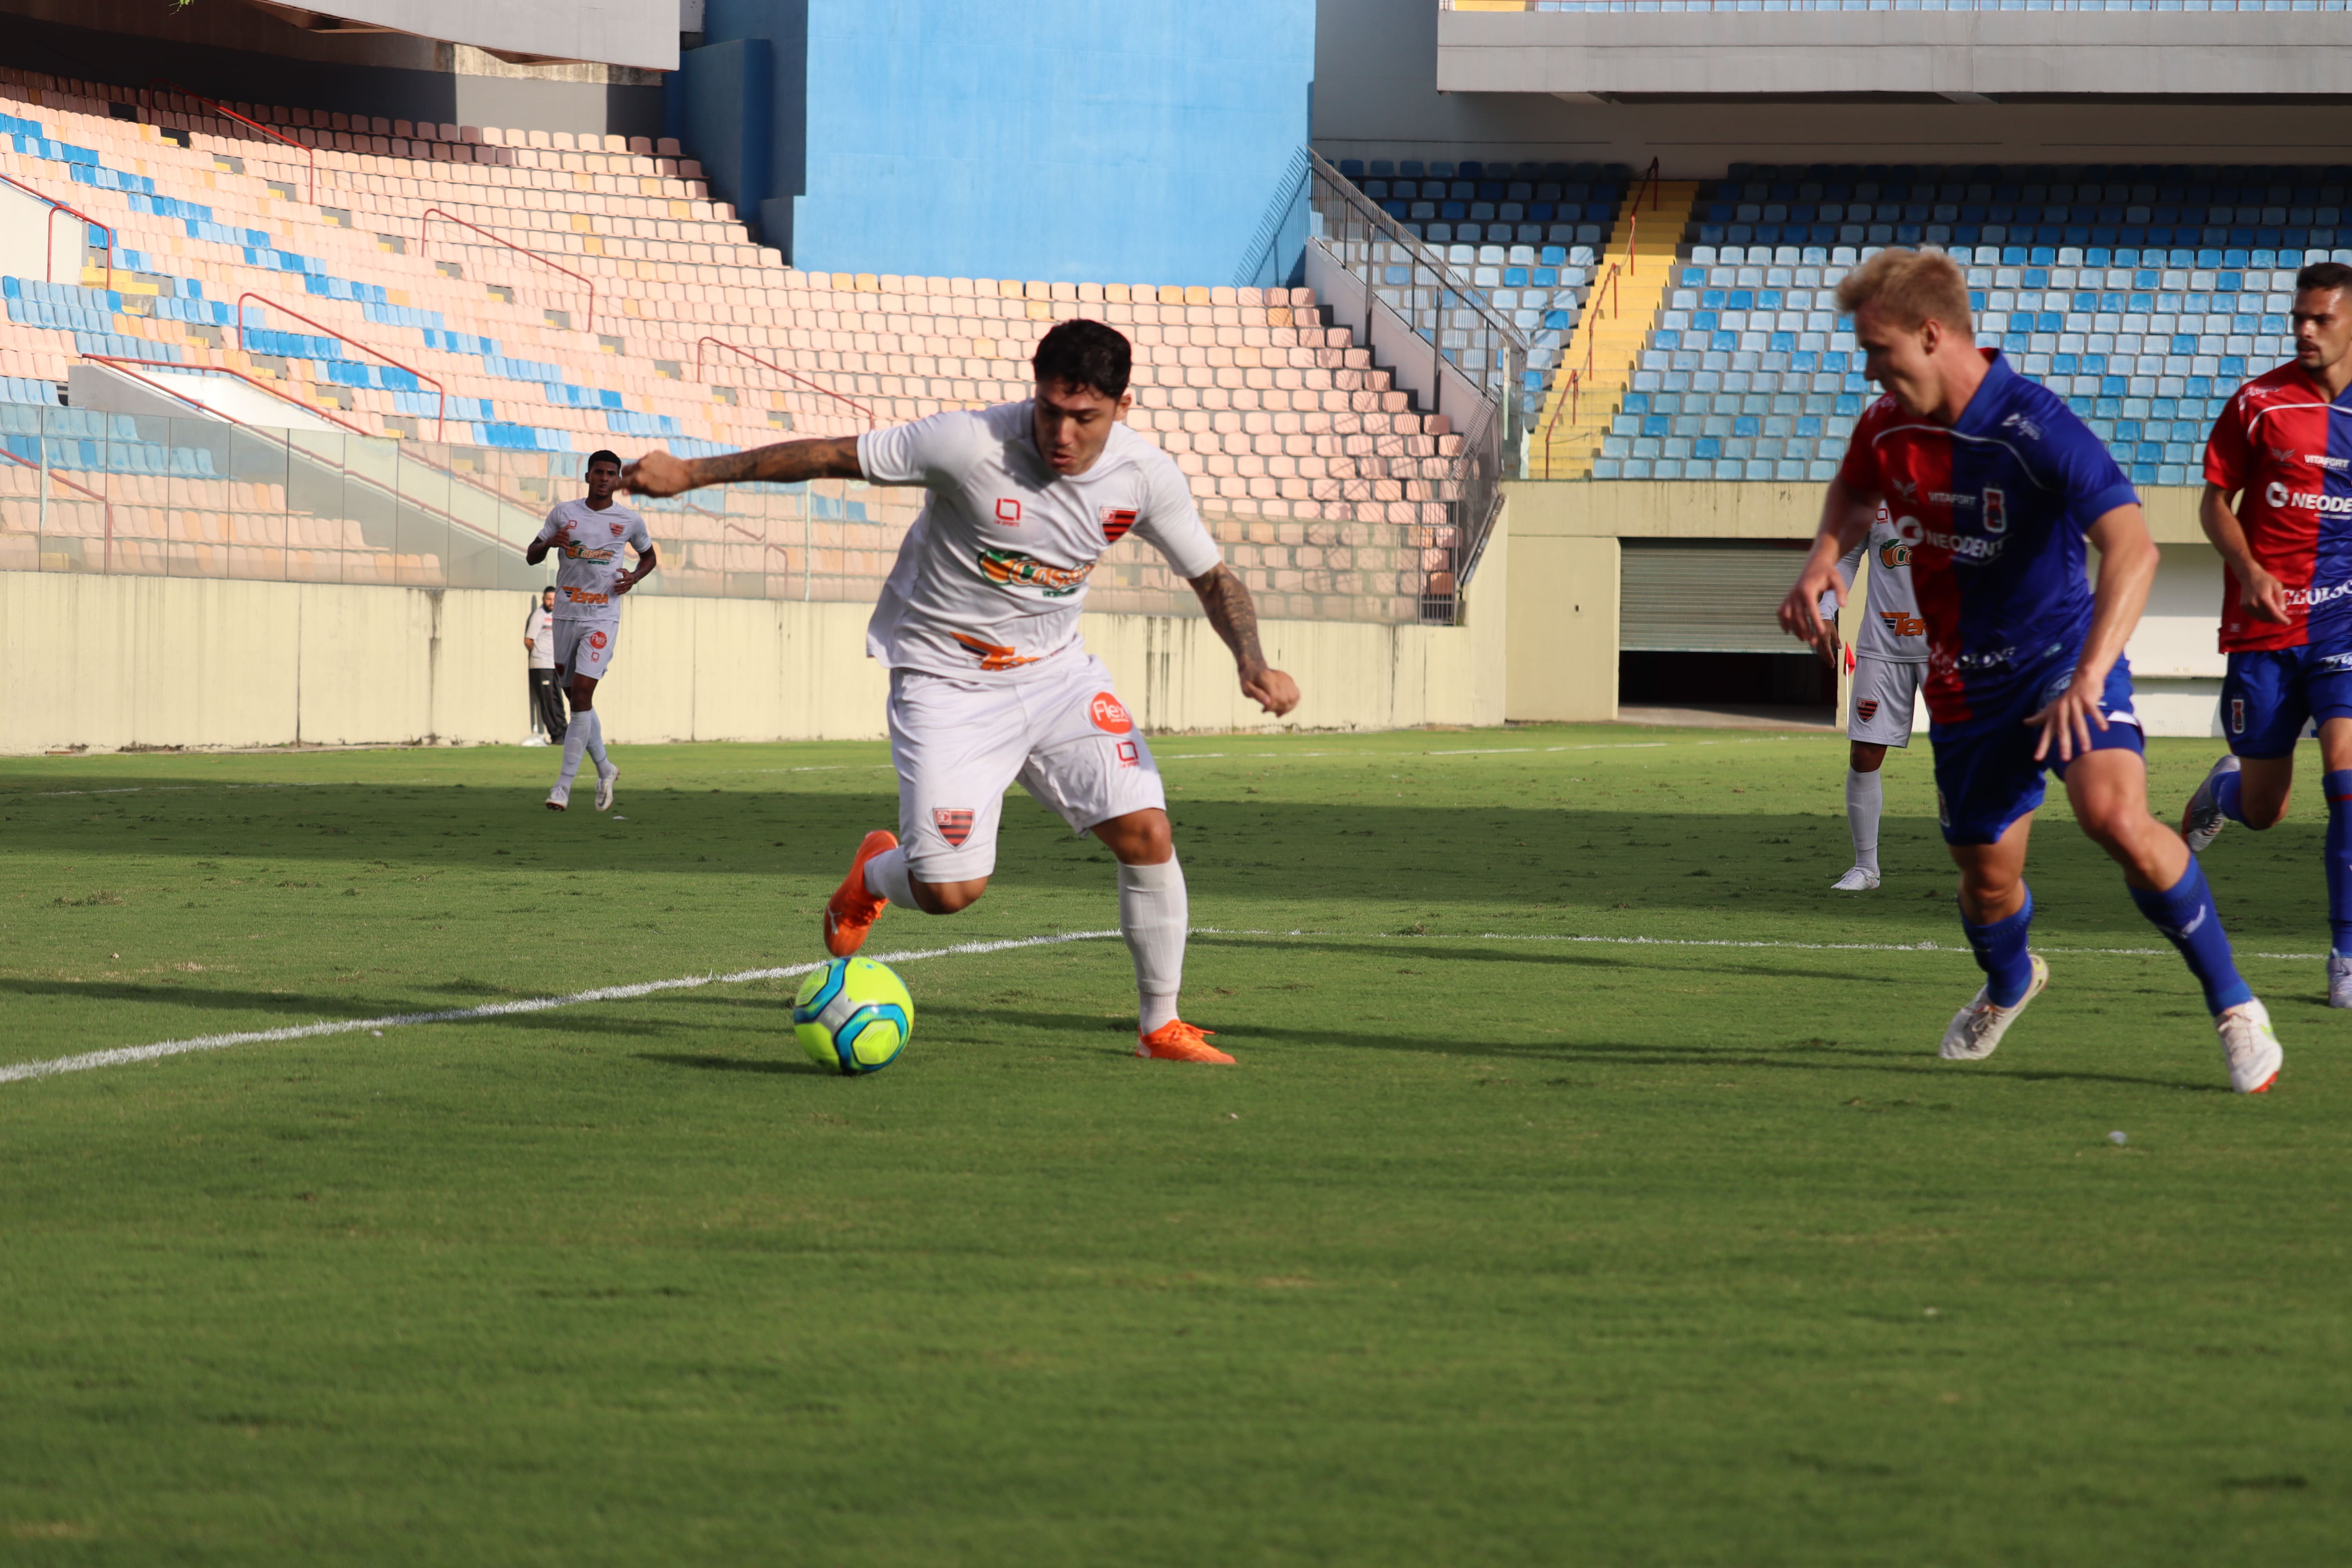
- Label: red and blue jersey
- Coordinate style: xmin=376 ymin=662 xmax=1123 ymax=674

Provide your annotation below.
xmin=1837 ymin=351 xmax=2138 ymax=724
xmin=2202 ymin=363 xmax=2352 ymax=653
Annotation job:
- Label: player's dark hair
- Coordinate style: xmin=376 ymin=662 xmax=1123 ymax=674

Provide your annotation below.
xmin=2297 ymin=260 xmax=2352 ymax=297
xmin=1031 ymin=319 xmax=1131 ymax=401
xmin=585 ymin=448 xmax=622 ymax=472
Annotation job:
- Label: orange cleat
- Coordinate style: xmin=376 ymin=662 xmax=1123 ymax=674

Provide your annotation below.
xmin=1136 ymin=1019 xmax=1234 ymax=1063
xmin=823 ymin=829 xmax=899 ymax=957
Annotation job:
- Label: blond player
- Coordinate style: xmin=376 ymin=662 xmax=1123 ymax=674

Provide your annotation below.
xmin=624 ymin=320 xmax=1299 ymax=1063
xmin=526 ymin=450 xmax=657 ymax=812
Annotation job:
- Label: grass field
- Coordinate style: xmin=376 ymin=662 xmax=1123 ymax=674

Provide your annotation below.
xmin=4 ymin=724 xmax=2349 ymax=1564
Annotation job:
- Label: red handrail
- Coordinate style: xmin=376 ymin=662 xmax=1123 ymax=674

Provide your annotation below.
xmin=695 ymin=336 xmax=877 ymax=427
xmin=1636 ymin=156 xmax=1662 ymax=214
xmin=1539 ymin=370 xmax=1581 ymax=480
xmin=421 ymin=209 xmax=594 ymax=331
xmin=0 ymin=172 xmax=114 ymax=289
xmin=147 ymin=78 xmax=314 ymax=204
xmin=235 ymin=293 xmax=445 ymax=439
xmin=0 ymin=443 xmax=116 ymax=570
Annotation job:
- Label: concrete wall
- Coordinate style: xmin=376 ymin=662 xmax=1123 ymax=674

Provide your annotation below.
xmin=316 ymin=0 xmax=677 ymax=73
xmin=687 ymin=0 xmax=1316 ymax=284
xmin=1437 ymin=9 xmax=2352 ymax=99
xmin=1505 ymin=534 xmax=1616 ymax=723
xmin=0 ymin=550 xmax=1508 ymax=753
xmin=1315 ymin=0 xmax=2352 ymax=174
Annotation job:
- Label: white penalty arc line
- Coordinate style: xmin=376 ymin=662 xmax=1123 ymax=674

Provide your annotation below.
xmin=0 ymin=929 xmax=1122 ymax=1086
xmin=7 ymin=927 xmax=2328 ymax=1087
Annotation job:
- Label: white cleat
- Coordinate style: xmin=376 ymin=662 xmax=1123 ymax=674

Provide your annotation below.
xmin=595 ymin=764 xmax=618 ymax=813
xmin=2216 ymin=998 xmax=2283 ymax=1094
xmin=2180 ymin=753 xmax=2240 ymax=854
xmin=2331 ymin=954 xmax=2352 ymax=1009
xmin=545 ymin=786 xmax=569 ymax=812
xmin=1939 ymin=954 xmax=2050 ymax=1061
xmin=1831 ymin=866 xmax=1882 ymax=891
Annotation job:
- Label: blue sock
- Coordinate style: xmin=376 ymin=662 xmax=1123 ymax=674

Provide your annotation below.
xmin=1961 ymin=890 xmax=2038 ymax=1007
xmin=2327 ymin=769 xmax=2352 ymax=955
xmin=2213 ymin=767 xmax=2247 ymax=824
xmin=2129 ymin=857 xmax=2254 ymax=1016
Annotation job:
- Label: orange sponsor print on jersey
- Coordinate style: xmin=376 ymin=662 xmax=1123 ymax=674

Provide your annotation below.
xmin=563 ymin=588 xmax=611 ymax=606
xmin=932 ymin=808 xmax=975 ymax=848
xmin=976 ymin=548 xmax=1093 ymax=597
xmin=1100 ymin=506 xmax=1138 ymax=543
xmin=1878 ymin=610 xmax=1926 ymax=637
xmin=1089 ymin=691 xmax=1134 ymax=735
xmin=950 ymin=632 xmax=1041 ymax=671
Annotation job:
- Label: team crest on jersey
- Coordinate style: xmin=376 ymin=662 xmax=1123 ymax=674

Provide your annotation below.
xmin=932 ymin=808 xmax=975 ymax=848
xmin=995 ymin=498 xmax=1022 ymax=524
xmin=1857 ymin=699 xmax=1880 ymax=721
xmin=610 ymin=522 xmax=624 ymax=535
xmin=1982 ymin=487 xmax=2008 ymax=534
xmin=1089 ymin=692 xmax=1134 ymax=735
xmin=1100 ymin=507 xmax=1138 ymax=543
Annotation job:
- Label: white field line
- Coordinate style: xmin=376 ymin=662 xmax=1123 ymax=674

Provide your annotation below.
xmin=8 ymin=926 xmax=2323 ymax=1087
xmin=0 ymin=929 xmax=1121 ymax=1086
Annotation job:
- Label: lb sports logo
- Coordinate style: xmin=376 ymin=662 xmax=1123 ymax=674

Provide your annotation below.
xmin=1089 ymin=692 xmax=1134 ymax=734
xmin=931 ymin=808 xmax=975 ymax=848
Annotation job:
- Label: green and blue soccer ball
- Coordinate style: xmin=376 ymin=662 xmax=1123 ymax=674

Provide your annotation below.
xmin=793 ymin=957 xmax=915 ymax=1074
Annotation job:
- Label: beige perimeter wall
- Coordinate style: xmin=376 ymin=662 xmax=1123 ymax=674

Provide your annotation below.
xmin=0 ymin=542 xmax=1508 ymax=753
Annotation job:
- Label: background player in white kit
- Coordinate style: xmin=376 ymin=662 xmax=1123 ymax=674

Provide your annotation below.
xmin=526 ymin=450 xmax=657 ymax=812
xmin=623 ymin=321 xmax=1300 ymax=1063
xmin=1816 ymin=507 xmax=1928 ymax=890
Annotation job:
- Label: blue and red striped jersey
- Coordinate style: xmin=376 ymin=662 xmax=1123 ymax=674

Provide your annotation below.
xmin=2202 ymin=363 xmax=2352 ymax=652
xmin=1837 ymin=351 xmax=2139 ymax=723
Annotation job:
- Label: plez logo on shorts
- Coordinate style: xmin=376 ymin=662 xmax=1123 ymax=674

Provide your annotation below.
xmin=932 ymin=808 xmax=975 ymax=848
xmin=589 ymin=631 xmax=608 ymax=650
xmin=1100 ymin=507 xmax=1138 ymax=543
xmin=1089 ymin=692 xmax=1134 ymax=734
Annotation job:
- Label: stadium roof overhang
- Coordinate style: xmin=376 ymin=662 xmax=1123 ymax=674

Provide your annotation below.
xmin=237 ymin=0 xmax=677 ymax=72
xmin=1437 ymin=11 xmax=2352 ymax=101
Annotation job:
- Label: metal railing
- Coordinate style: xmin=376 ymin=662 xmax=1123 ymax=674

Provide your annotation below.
xmin=420 ymin=209 xmax=595 ymax=331
xmin=0 ymin=172 xmax=115 ymax=289
xmin=1305 ymin=147 xmax=1526 ymax=623
xmin=147 ymin=78 xmax=316 ymax=204
xmin=236 ymin=295 xmax=446 ymax=440
xmin=695 ymin=338 xmax=877 ymax=429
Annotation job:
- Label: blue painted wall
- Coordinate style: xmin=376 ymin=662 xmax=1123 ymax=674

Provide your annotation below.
xmin=675 ymin=0 xmax=1315 ymax=287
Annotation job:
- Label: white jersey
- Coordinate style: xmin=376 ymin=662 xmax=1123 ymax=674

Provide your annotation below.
xmin=858 ymin=401 xmax=1222 ymax=679
xmin=1820 ymin=508 xmax=1927 ymax=664
xmin=536 ymin=498 xmax=653 ymax=620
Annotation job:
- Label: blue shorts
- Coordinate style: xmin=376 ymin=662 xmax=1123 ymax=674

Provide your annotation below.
xmin=1929 ymin=658 xmax=2145 ymax=845
xmin=2220 ymin=646 xmax=2352 ymax=758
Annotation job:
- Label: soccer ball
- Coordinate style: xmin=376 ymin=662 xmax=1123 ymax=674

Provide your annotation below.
xmin=793 ymin=957 xmax=915 ymax=1074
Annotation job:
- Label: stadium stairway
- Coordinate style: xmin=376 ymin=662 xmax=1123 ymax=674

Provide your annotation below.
xmin=1529 ymin=180 xmax=1700 ymax=479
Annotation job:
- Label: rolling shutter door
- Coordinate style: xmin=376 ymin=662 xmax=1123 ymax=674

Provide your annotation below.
xmin=1619 ymin=542 xmax=1810 ymax=654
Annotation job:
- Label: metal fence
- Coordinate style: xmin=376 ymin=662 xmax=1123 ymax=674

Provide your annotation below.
xmin=0 ymin=403 xmax=1437 ymax=624
xmin=1304 ymin=149 xmax=1525 ymax=624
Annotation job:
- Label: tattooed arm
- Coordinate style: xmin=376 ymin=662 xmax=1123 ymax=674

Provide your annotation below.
xmin=1188 ymin=563 xmax=1300 ymax=717
xmin=622 ymin=436 xmax=865 ymax=497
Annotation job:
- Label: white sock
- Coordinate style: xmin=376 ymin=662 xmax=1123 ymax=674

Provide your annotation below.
xmin=863 ymin=846 xmax=915 ymax=907
xmin=555 ymin=724 xmax=589 ymax=791
xmin=582 ymin=709 xmax=609 ymax=773
xmin=1118 ymin=857 xmax=1188 ymax=1033
xmin=1846 ymin=768 xmax=1883 ymax=873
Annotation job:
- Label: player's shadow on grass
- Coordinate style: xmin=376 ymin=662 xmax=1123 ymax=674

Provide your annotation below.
xmin=926 ymin=1003 xmax=2227 ymax=1091
xmin=635 ymin=1051 xmax=829 ymax=1076
xmin=1187 ymin=934 xmax=1896 ymax=987
xmin=0 ymin=976 xmax=674 ymax=1039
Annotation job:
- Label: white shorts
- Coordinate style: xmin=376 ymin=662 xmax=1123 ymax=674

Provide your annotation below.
xmin=1850 ymin=655 xmax=1923 ymax=746
xmin=889 ymin=653 xmax=1164 ymax=880
xmin=553 ymin=618 xmax=619 ymax=683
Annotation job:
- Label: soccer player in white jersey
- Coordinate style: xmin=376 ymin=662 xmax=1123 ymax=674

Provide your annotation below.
xmin=526 ymin=450 xmax=657 ymax=813
xmin=1818 ymin=506 xmax=1928 ymax=890
xmin=623 ymin=321 xmax=1300 ymax=1063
